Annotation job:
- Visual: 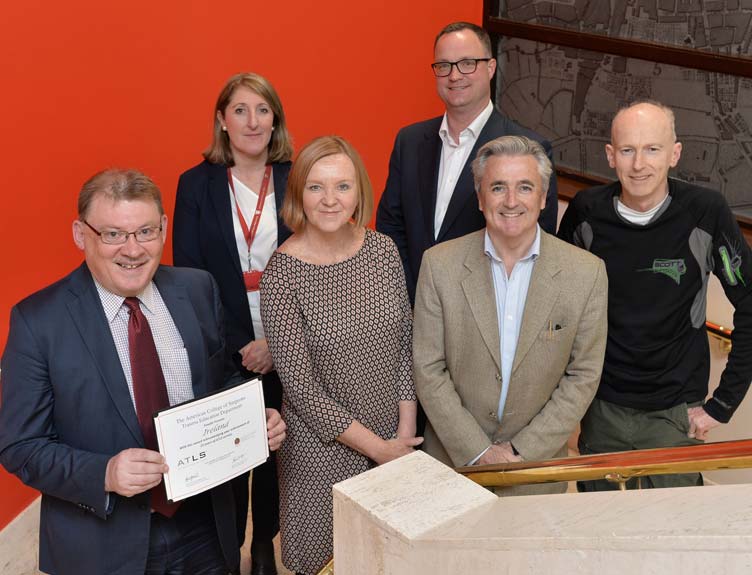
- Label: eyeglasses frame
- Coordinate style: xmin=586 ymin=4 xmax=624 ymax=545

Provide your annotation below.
xmin=81 ymin=219 xmax=163 ymax=245
xmin=431 ymin=58 xmax=493 ymax=78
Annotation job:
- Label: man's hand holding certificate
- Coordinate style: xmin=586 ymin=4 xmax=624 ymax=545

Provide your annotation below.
xmin=154 ymin=378 xmax=268 ymax=502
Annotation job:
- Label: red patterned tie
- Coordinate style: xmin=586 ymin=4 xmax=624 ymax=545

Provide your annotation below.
xmin=124 ymin=297 xmax=181 ymax=517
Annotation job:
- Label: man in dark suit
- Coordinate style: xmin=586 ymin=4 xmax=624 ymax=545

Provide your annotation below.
xmin=376 ymin=21 xmax=558 ymax=305
xmin=0 ymin=169 xmax=286 ymax=575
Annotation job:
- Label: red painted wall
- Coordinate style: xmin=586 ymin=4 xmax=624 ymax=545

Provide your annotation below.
xmin=0 ymin=1 xmax=481 ymax=529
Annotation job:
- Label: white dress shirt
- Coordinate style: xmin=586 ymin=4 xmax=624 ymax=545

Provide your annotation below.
xmin=434 ymin=100 xmax=494 ymax=237
xmin=94 ymin=280 xmax=194 ymax=409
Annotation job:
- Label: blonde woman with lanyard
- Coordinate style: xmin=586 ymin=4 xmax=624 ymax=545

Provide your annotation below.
xmin=173 ymin=72 xmax=293 ymax=575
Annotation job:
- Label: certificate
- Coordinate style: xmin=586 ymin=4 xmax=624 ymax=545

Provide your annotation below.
xmin=154 ymin=378 xmax=269 ymax=502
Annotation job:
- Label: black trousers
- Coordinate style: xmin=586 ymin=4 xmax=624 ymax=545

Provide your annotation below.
xmin=230 ymin=370 xmax=282 ymax=546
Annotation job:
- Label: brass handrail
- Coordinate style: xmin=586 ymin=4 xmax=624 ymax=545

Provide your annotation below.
xmin=706 ymin=320 xmax=732 ymax=341
xmin=707 ymin=320 xmax=732 ymax=352
xmin=456 ymin=439 xmax=752 ymax=489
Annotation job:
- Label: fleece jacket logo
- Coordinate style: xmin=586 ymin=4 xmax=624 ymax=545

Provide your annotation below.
xmin=637 ymin=259 xmax=686 ymax=285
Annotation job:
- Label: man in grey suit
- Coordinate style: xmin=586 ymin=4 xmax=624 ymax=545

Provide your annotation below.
xmin=413 ymin=136 xmax=607 ymax=495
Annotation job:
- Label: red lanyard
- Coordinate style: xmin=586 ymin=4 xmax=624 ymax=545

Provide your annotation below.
xmin=227 ymin=165 xmax=272 ymax=256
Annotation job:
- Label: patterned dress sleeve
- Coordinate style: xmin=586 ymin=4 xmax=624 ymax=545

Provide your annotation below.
xmin=260 ymin=254 xmax=355 ymax=442
xmin=385 ymin=237 xmax=416 ymax=402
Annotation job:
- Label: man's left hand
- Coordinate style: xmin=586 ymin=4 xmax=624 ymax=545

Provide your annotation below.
xmin=687 ymin=406 xmax=722 ymax=441
xmin=266 ymin=408 xmax=286 ymax=451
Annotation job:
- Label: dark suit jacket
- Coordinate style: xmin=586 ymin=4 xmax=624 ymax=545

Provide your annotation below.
xmin=0 ymin=264 xmax=239 ymax=575
xmin=173 ymin=160 xmax=292 ymax=375
xmin=376 ymin=109 xmax=558 ymax=303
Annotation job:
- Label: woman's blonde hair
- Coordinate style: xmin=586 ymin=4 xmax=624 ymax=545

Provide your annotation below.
xmin=281 ymin=136 xmax=373 ymax=233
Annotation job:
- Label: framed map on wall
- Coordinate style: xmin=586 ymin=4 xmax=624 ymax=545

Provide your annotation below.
xmin=498 ymin=0 xmax=752 ymax=56
xmin=486 ymin=0 xmax=752 ymax=222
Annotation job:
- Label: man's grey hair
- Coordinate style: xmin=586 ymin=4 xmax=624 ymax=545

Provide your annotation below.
xmin=471 ymin=136 xmax=552 ymax=194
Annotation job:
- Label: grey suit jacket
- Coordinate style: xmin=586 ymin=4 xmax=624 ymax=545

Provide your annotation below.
xmin=413 ymin=230 xmax=607 ymax=495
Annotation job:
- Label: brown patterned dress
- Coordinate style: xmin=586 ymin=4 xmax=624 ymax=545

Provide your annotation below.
xmin=260 ymin=229 xmax=415 ymax=575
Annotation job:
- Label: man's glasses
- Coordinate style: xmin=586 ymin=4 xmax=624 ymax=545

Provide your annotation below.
xmin=82 ymin=220 xmax=162 ymax=245
xmin=431 ymin=58 xmax=492 ymax=77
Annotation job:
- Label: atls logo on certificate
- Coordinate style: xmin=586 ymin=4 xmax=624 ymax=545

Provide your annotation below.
xmin=154 ymin=378 xmax=268 ymax=502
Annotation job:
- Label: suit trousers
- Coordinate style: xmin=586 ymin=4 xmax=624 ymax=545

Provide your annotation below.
xmin=146 ymin=492 xmax=229 ymax=575
xmin=231 ymin=369 xmax=283 ymax=545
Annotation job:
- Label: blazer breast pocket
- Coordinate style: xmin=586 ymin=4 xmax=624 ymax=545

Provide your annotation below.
xmin=534 ymin=323 xmax=576 ymax=374
xmin=538 ymin=323 xmax=574 ymax=342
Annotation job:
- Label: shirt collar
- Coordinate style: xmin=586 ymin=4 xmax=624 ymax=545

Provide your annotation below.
xmin=439 ymin=100 xmax=494 ymax=145
xmin=484 ymin=225 xmax=541 ymax=264
xmin=94 ymin=279 xmax=157 ymax=323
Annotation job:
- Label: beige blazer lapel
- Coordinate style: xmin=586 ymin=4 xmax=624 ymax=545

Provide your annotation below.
xmin=460 ymin=234 xmax=501 ymax=373
xmin=512 ymin=232 xmax=562 ymax=374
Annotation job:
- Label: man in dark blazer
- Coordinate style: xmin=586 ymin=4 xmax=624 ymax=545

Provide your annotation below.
xmin=376 ymin=21 xmax=558 ymax=305
xmin=0 ymin=169 xmax=286 ymax=575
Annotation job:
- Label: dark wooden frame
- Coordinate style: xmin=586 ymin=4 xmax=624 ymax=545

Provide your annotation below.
xmin=482 ymin=0 xmax=752 ymax=230
xmin=483 ymin=11 xmax=752 ymax=78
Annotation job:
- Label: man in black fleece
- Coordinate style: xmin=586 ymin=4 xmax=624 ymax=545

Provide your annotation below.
xmin=558 ymin=101 xmax=752 ymax=490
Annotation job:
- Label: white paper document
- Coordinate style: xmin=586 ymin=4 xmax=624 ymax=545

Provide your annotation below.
xmin=154 ymin=378 xmax=269 ymax=502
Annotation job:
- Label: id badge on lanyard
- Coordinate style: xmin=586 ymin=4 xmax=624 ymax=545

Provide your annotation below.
xmin=228 ymin=165 xmax=272 ymax=292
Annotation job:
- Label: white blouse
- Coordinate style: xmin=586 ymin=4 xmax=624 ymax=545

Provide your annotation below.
xmin=229 ymin=172 xmax=278 ymax=339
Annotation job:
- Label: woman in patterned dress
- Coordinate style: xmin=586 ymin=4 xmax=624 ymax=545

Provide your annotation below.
xmin=260 ymin=136 xmax=421 ymax=575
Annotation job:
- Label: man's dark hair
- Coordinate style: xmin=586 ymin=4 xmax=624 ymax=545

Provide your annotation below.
xmin=434 ymin=22 xmax=492 ymax=56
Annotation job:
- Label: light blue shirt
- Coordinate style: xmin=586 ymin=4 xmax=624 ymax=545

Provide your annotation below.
xmin=484 ymin=226 xmax=541 ymax=421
